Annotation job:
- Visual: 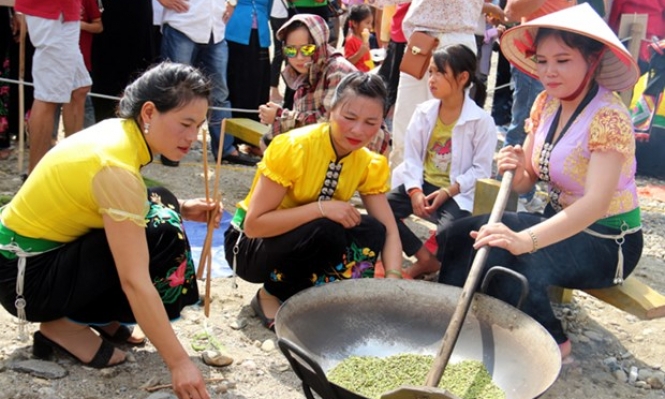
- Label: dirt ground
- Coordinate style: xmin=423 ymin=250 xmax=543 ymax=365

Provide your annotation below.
xmin=1 ymin=139 xmax=664 ymax=399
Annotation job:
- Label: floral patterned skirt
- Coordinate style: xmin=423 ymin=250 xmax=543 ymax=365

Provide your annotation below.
xmin=0 ymin=188 xmax=199 ymax=324
xmin=226 ymin=215 xmax=387 ymax=303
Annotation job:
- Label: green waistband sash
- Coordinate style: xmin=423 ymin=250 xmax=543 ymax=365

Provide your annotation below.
xmin=595 ymin=207 xmax=641 ymax=230
xmin=231 ymin=208 xmax=247 ymax=231
xmin=0 ymin=222 xmax=63 ymax=260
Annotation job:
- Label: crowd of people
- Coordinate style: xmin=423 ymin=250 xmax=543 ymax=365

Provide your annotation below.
xmin=0 ymin=0 xmax=656 ymax=398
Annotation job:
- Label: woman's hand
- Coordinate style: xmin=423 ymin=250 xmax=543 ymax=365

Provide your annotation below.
xmin=259 ymin=102 xmax=281 ymax=125
xmin=320 ymin=200 xmax=362 ymax=229
xmin=497 ymin=145 xmax=527 ymax=186
xmin=222 ymin=1 xmax=235 ymax=23
xmin=170 ymin=358 xmax=211 ymax=399
xmin=410 ymin=192 xmax=430 ymax=219
xmin=424 ymin=189 xmax=449 ymax=214
xmin=470 ymin=222 xmax=533 ymax=255
xmin=180 ymin=198 xmax=224 ymax=227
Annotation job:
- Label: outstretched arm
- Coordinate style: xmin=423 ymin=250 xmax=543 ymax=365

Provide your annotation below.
xmin=104 ymin=218 xmax=210 ymax=399
xmin=361 ymin=193 xmax=403 ymax=278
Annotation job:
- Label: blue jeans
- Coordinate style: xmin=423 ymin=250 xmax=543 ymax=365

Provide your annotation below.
xmin=503 ymin=67 xmax=544 ymax=201
xmin=161 ymin=24 xmax=235 ymax=159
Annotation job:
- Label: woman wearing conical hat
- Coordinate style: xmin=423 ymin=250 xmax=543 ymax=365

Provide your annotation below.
xmin=436 ymin=3 xmax=643 ymax=359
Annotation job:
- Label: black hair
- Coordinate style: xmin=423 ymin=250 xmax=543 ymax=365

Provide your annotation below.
xmin=342 ymin=4 xmax=373 ymax=46
xmin=534 ymin=28 xmax=605 ymax=61
xmin=331 ymin=71 xmax=387 ymax=114
xmin=431 ymin=44 xmax=477 ymax=90
xmin=117 ymin=62 xmax=211 ymax=119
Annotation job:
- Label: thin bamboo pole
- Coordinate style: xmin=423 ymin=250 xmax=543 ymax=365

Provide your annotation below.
xmin=197 ymin=126 xmax=211 ymax=279
xmin=17 ymin=14 xmax=25 ymax=174
xmin=197 ymin=121 xmax=225 ymax=317
xmin=202 ymin=120 xmax=225 ymax=316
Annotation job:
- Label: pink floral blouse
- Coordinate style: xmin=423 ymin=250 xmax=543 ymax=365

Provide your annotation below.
xmin=527 ymin=86 xmax=639 ymax=217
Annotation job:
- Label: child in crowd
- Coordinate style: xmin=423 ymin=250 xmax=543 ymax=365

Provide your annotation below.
xmin=342 ymin=4 xmax=374 ymax=72
xmin=387 ymin=44 xmax=497 ymax=279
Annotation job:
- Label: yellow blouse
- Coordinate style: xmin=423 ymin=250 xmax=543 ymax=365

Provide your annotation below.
xmin=237 ymin=123 xmax=390 ymax=212
xmin=1 ymin=119 xmax=152 ymax=242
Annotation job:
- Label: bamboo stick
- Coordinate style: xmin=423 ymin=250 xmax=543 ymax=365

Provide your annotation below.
xmin=143 ymin=378 xmax=228 ymax=392
xmin=201 ymin=120 xmax=226 ymax=316
xmin=197 ymin=126 xmax=211 ymax=279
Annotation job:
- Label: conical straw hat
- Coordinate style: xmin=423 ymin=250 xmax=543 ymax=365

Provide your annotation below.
xmin=500 ymin=3 xmax=639 ymax=91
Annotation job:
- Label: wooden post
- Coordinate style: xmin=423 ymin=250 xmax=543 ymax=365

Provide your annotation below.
xmin=16 ymin=8 xmax=26 ymax=175
xmin=0 ymin=2 xmax=21 ymax=171
xmin=617 ymin=13 xmax=648 ymax=106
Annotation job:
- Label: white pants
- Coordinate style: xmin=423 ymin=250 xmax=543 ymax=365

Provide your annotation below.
xmin=389 ymin=31 xmax=477 ymax=182
xmin=26 ymin=14 xmax=91 ymax=103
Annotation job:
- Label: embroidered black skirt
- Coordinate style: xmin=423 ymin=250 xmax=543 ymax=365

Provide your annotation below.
xmin=0 ymin=187 xmax=199 ymax=324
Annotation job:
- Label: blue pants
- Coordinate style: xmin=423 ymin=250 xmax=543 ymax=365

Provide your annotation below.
xmin=161 ymin=24 xmax=235 ymax=159
xmin=438 ymin=206 xmax=643 ymax=344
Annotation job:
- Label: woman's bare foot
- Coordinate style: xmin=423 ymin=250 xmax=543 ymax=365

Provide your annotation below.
xmin=405 ymin=247 xmax=441 ymax=279
xmin=40 ymin=319 xmax=126 ymax=366
xmin=559 ymin=339 xmax=572 ymax=360
xmin=258 ymin=288 xmax=281 ymax=319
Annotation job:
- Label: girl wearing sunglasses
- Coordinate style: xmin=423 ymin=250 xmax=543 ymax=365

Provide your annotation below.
xmin=258 ymin=14 xmax=391 ymax=156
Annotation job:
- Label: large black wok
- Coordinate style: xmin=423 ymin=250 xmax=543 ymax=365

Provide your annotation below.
xmin=275 ymin=277 xmax=561 ymax=399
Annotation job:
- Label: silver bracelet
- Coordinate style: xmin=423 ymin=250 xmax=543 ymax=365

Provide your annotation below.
xmin=317 ymin=197 xmax=326 ymax=217
xmin=526 ymin=228 xmax=538 ymax=253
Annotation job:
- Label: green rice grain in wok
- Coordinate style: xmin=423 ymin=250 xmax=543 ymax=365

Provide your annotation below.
xmin=327 ymin=354 xmax=505 ymax=399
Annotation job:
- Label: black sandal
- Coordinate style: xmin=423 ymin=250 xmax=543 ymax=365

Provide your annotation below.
xmin=32 ymin=331 xmax=123 ymax=369
xmin=250 ymin=289 xmax=276 ymax=331
xmin=90 ymin=324 xmax=145 ymax=346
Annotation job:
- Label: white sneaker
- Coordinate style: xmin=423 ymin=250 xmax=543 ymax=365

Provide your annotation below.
xmin=517 ymin=195 xmax=546 ymax=213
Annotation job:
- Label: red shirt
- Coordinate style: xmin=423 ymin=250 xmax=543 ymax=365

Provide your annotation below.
xmin=79 ymin=0 xmax=102 ymax=71
xmin=344 ymin=34 xmax=373 ymax=72
xmin=390 ymin=3 xmax=410 ymax=44
xmin=15 ymin=0 xmax=81 ymax=22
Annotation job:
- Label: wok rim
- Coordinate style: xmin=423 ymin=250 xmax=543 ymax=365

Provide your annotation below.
xmin=275 ymin=278 xmax=562 ymax=399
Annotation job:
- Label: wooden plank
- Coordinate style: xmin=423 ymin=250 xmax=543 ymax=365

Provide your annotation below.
xmin=584 ymin=277 xmax=665 ymax=320
xmin=225 ymin=118 xmax=268 ymax=147
xmin=472 ymin=178 xmax=518 ymax=216
xmin=548 ymin=286 xmax=574 ymax=303
xmin=551 ymin=277 xmax=665 ymax=320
